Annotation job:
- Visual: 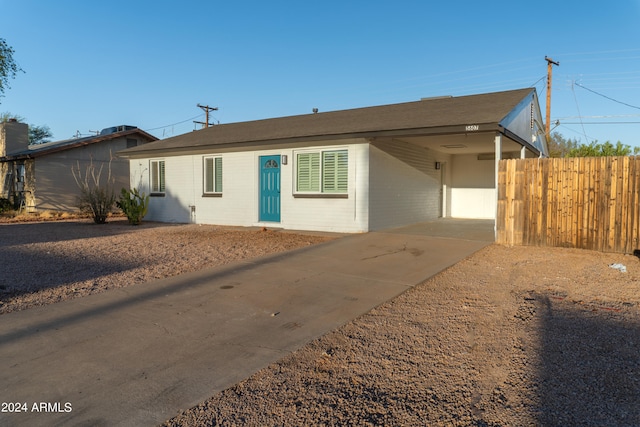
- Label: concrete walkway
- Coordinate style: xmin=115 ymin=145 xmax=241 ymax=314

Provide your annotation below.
xmin=0 ymin=219 xmax=493 ymax=427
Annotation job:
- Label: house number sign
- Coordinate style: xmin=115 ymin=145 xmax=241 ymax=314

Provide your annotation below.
xmin=465 ymin=125 xmax=479 ymax=131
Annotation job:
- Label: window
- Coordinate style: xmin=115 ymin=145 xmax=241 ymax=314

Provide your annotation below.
xmin=203 ymin=156 xmax=222 ymax=195
xmin=126 ymin=138 xmax=138 ymax=148
xmin=150 ymin=160 xmax=165 ymax=195
xmin=296 ymin=149 xmax=348 ymax=195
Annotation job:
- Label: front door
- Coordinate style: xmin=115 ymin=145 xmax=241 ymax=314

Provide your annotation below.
xmin=259 ymin=155 xmax=281 ymax=222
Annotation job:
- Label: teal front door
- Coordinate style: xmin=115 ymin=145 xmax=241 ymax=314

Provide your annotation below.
xmin=259 ymin=155 xmax=281 ymax=222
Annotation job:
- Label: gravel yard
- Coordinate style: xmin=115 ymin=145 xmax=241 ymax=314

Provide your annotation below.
xmin=2 ymin=219 xmax=640 ymax=426
xmin=162 ymin=243 xmax=640 ymax=426
xmin=0 ymin=219 xmax=334 ymax=315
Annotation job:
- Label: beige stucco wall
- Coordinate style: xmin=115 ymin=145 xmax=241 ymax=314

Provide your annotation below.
xmin=33 ymin=137 xmax=137 ymax=211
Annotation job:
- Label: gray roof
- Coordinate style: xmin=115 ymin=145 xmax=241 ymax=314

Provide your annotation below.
xmin=3 ymin=128 xmax=158 ymax=160
xmin=119 ymin=88 xmax=535 ymax=157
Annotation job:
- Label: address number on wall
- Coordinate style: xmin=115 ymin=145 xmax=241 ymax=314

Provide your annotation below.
xmin=465 ymin=125 xmax=479 ymax=131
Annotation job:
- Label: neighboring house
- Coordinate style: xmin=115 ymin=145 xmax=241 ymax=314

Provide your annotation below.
xmin=119 ymin=88 xmax=548 ymax=233
xmin=0 ymin=121 xmax=158 ymax=212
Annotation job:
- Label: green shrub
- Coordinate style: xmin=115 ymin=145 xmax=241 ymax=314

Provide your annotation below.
xmin=116 ymin=187 xmax=149 ymax=225
xmin=0 ymin=198 xmax=14 ymax=213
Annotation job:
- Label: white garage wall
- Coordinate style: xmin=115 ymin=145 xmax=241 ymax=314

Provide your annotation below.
xmin=368 ymin=140 xmax=441 ymax=230
xmin=450 ymin=154 xmax=496 ymax=219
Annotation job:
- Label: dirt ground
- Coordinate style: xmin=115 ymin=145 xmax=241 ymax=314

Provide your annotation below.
xmin=0 ymin=219 xmax=334 ymax=315
xmin=160 ymin=244 xmax=640 ymax=427
xmin=2 ymin=219 xmax=640 ymax=426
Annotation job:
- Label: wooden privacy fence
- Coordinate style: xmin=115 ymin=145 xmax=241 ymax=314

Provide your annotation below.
xmin=497 ymin=156 xmax=640 ymax=254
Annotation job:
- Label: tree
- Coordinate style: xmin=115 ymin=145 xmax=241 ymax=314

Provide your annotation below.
xmin=567 ymin=140 xmax=640 ymax=157
xmin=28 ymin=124 xmax=53 ymax=145
xmin=1 ymin=112 xmax=54 ymax=144
xmin=548 ymin=131 xmax=640 ymax=157
xmin=0 ymin=111 xmax=24 ymax=123
xmin=0 ymin=38 xmax=23 ymax=101
xmin=548 ymin=132 xmax=579 ymax=158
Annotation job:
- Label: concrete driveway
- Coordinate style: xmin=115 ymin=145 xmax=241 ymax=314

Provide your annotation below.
xmin=0 ymin=219 xmax=493 ymax=427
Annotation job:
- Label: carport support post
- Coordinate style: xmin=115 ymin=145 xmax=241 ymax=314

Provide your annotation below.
xmin=494 ymin=133 xmax=502 ymax=238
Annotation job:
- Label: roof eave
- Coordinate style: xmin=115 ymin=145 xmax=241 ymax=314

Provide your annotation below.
xmin=2 ymin=129 xmax=159 ymax=161
xmin=118 ymin=123 xmax=504 ymax=159
xmin=499 ymin=126 xmax=541 ymax=156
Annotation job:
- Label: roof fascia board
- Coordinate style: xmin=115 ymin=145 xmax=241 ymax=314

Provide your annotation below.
xmin=499 ymin=126 xmax=541 ymax=156
xmin=118 ymin=136 xmax=372 ymax=159
xmin=118 ymin=123 xmax=503 ymax=158
xmin=497 ymin=89 xmax=546 ymax=157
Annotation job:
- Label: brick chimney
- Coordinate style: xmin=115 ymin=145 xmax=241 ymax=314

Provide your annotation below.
xmin=0 ymin=119 xmax=29 ymax=156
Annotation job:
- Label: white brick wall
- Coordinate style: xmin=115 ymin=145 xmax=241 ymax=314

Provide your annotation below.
xmin=283 ymin=144 xmax=369 ymax=232
xmin=130 ymin=138 xmax=498 ymax=230
xmin=368 ymin=140 xmax=441 ymax=230
xmin=130 ymin=142 xmax=369 ymax=232
xmin=131 ymin=156 xmax=194 ymax=223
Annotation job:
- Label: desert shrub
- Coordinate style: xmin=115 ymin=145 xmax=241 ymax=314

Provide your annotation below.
xmin=76 ymin=186 xmax=116 ymax=224
xmin=116 ymin=187 xmax=149 ymax=225
xmin=71 ymin=157 xmax=116 ymax=224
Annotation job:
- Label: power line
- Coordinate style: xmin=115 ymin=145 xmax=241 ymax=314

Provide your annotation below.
xmin=570 ymin=80 xmax=590 ymax=142
xmin=144 ymin=114 xmax=204 ymax=132
xmin=555 ymin=48 xmax=640 ymax=57
xmin=555 ymin=114 xmax=640 ymax=119
xmin=530 ymin=75 xmax=546 ymax=88
xmin=560 ymin=121 xmax=640 ymax=125
xmin=556 ymin=123 xmax=596 ymax=143
xmin=574 ymin=82 xmax=640 ymax=110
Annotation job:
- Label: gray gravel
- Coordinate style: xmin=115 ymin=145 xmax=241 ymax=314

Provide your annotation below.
xmin=2 ymin=219 xmax=639 ymax=426
xmin=162 ymin=244 xmax=640 ymax=426
xmin=0 ymin=219 xmax=333 ymax=315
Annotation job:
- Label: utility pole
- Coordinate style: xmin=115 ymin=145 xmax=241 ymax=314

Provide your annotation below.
xmin=194 ymin=104 xmax=218 ymax=128
xmin=545 ymin=56 xmax=559 ymax=139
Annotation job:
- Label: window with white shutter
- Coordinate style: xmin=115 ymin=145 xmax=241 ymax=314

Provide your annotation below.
xmin=150 ymin=160 xmax=165 ymax=195
xmin=295 ymin=149 xmax=348 ymax=196
xmin=203 ymin=156 xmax=223 ymax=195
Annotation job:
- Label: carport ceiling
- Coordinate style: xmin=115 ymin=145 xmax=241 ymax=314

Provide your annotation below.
xmin=397 ymin=132 xmax=524 ymax=155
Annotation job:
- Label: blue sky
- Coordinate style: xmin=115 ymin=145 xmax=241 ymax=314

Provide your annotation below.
xmin=2 ymin=0 xmax=640 ymax=147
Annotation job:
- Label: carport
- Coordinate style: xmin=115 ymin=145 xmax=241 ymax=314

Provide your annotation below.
xmin=369 ymin=91 xmax=548 ymax=221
